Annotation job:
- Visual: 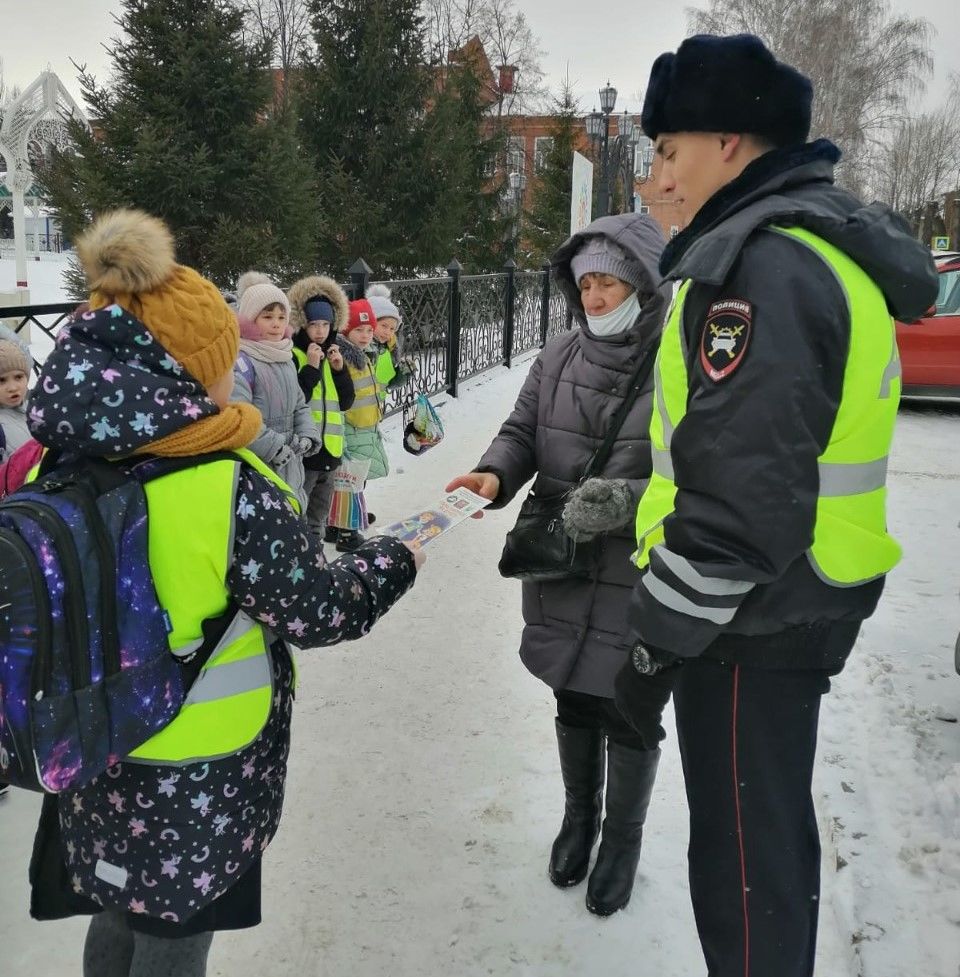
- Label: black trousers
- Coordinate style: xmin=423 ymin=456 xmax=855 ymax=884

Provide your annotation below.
xmin=673 ymin=657 xmax=831 ymax=977
xmin=555 ymin=688 xmax=648 ymax=751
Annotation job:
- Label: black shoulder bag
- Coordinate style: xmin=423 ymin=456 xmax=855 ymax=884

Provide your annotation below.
xmin=498 ymin=343 xmax=658 ymax=583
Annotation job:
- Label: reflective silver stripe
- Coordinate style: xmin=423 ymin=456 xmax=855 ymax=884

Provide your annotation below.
xmin=308 ymin=399 xmax=344 ymax=420
xmin=653 ymin=359 xmax=674 ymax=447
xmin=818 ymin=457 xmax=888 ymax=496
xmin=804 ymin=550 xmax=888 ymax=589
xmin=183 ymin=655 xmax=271 ymax=706
xmin=353 ymin=376 xmax=377 ymax=392
xmin=879 ymin=352 xmax=901 ymax=399
xmin=325 ymin=422 xmax=345 ymax=438
xmin=353 ymin=394 xmax=380 ymax=409
xmin=652 ymin=545 xmax=755 ymax=598
xmin=641 ymin=572 xmax=738 ymax=624
xmin=206 ymin=612 xmax=258 ymax=666
xmin=651 ymin=446 xmax=674 ymax=479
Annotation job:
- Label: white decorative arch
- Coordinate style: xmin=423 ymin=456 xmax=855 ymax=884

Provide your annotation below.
xmin=0 ymin=71 xmax=87 ymax=288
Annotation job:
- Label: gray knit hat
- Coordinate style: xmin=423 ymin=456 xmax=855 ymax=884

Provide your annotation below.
xmin=366 ymin=283 xmax=402 ymax=325
xmin=237 ymin=276 xmax=290 ymax=323
xmin=0 ymin=324 xmax=32 ymax=377
xmin=570 ymin=237 xmax=644 ymax=293
xmin=0 ymin=338 xmax=31 ymax=377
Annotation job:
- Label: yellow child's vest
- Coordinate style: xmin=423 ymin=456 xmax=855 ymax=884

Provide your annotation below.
xmin=128 ymin=449 xmax=300 ymax=764
xmin=345 ymin=357 xmax=383 ymax=430
xmin=374 ymin=347 xmax=397 ymax=398
xmin=292 ymin=347 xmax=345 ymax=459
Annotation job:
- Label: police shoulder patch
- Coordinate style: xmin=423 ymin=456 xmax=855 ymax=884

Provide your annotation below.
xmin=699 ymin=298 xmax=753 ymax=382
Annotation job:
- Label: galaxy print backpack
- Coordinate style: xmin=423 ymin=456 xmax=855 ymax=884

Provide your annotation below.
xmin=0 ymin=455 xmax=217 ymax=793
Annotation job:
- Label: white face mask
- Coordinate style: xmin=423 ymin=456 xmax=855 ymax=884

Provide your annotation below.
xmin=584 ymin=292 xmax=640 ymax=338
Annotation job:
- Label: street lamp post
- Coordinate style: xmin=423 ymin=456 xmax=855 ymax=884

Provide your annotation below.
xmin=585 ymin=83 xmax=640 ymax=218
xmin=508 ymin=170 xmax=527 ymax=256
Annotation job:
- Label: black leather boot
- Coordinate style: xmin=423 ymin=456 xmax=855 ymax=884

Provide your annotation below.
xmin=585 ymin=743 xmax=660 ymax=916
xmin=548 ymin=719 xmax=605 ymax=888
xmin=335 ymin=529 xmax=364 ymax=552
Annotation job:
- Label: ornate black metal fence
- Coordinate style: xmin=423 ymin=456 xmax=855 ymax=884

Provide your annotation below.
xmin=0 ymin=261 xmax=572 ymax=418
xmin=0 ymin=301 xmax=75 ymax=359
xmin=345 ymin=259 xmax=571 ymax=412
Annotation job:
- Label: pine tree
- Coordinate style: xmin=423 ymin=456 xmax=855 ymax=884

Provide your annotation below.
xmin=300 ymin=0 xmax=436 ymax=274
xmin=523 ymin=86 xmax=581 ymax=268
xmin=425 ymin=53 xmax=512 ymax=272
xmin=38 ymin=0 xmax=318 ymax=287
xmin=301 ymin=0 xmax=508 ymax=275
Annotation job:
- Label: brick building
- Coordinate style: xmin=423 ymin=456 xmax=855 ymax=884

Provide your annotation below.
xmin=443 ymin=36 xmax=686 ymax=242
xmin=494 ymin=112 xmax=686 ymax=242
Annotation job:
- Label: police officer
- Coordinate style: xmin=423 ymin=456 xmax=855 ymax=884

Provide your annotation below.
xmin=612 ymin=34 xmax=938 ymax=977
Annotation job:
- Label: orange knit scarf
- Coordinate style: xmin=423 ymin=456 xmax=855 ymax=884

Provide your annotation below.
xmin=134 ymin=402 xmax=262 ymax=458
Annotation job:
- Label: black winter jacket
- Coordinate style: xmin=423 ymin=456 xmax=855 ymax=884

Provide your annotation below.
xmin=25 ymin=304 xmax=417 ymax=926
xmin=627 ymin=140 xmax=939 ymax=672
xmin=477 ymin=213 xmax=671 ymax=698
xmin=293 ymin=327 xmax=356 ymax=472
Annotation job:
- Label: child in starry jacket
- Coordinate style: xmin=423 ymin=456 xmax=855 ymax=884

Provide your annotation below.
xmin=23 ymin=209 xmax=424 ymax=977
xmin=231 ymin=272 xmax=321 ymax=512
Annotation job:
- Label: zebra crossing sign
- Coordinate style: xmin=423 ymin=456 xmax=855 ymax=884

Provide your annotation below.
xmin=932 ymin=236 xmax=950 ymax=250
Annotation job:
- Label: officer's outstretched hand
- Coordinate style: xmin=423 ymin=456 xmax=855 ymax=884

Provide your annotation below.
xmin=613 ymin=651 xmax=683 ymax=751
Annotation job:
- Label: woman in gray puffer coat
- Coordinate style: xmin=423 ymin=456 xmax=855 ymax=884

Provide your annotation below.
xmin=232 ymin=273 xmax=322 ymax=511
xmin=448 ymin=213 xmax=670 ymax=917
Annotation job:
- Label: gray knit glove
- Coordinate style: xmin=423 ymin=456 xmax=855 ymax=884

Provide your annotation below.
xmin=293 ymin=435 xmax=319 ymax=456
xmin=271 ymin=444 xmax=295 ymax=471
xmin=562 ymin=478 xmax=635 ymax=542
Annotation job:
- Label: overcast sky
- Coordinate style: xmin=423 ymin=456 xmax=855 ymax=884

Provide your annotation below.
xmin=2 ymin=0 xmax=957 ymax=116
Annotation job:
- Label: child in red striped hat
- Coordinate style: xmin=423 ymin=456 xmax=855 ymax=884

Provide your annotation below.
xmin=329 ymin=299 xmax=390 ymax=551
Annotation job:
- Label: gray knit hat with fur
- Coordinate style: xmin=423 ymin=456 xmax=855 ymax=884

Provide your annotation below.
xmin=570 ymin=237 xmax=645 ymax=293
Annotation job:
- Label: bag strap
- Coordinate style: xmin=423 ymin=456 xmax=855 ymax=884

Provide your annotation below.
xmin=581 ymin=341 xmax=658 ymax=482
xmin=400 ymin=389 xmax=418 ymax=428
xmin=236 ymin=351 xmax=256 ymax=398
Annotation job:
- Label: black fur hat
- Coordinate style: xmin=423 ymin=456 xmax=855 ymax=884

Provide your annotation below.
xmin=641 ymin=34 xmax=813 ymax=148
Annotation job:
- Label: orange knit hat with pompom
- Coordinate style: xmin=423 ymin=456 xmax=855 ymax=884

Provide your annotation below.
xmin=77 ymin=209 xmax=238 ymax=387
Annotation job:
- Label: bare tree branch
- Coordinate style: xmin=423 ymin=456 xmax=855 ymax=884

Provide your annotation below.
xmin=423 ymin=0 xmax=548 ymax=113
xmin=235 ymin=0 xmax=312 ymax=111
xmin=686 ymin=0 xmax=933 ymax=193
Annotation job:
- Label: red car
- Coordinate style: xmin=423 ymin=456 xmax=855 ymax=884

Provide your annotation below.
xmin=895 ymin=252 xmax=960 ymax=399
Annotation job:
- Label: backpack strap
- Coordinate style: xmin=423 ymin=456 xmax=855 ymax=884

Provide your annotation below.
xmin=235 ymin=351 xmax=256 ymax=395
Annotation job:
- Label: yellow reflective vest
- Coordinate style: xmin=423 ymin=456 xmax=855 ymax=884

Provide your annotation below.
xmin=292 ymin=347 xmax=345 ymax=459
xmin=345 ymin=356 xmax=383 ymax=430
xmin=127 ymin=449 xmax=300 ymax=765
xmin=634 ymin=225 xmax=902 ymax=588
xmin=374 ymin=347 xmax=397 ymax=396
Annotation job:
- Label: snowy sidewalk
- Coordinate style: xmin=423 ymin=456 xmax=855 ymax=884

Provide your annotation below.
xmin=2 ymin=358 xmax=958 ymax=976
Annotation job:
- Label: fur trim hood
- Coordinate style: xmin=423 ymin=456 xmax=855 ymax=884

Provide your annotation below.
xmin=287 ymin=275 xmax=351 ymax=336
xmin=335 ymin=333 xmax=373 ymax=371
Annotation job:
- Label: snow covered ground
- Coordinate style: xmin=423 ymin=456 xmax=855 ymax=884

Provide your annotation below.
xmin=0 ymin=252 xmax=72 ymax=304
xmin=1 ymin=356 xmax=958 ymax=977
xmin=0 ymin=253 xmax=72 ymax=368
